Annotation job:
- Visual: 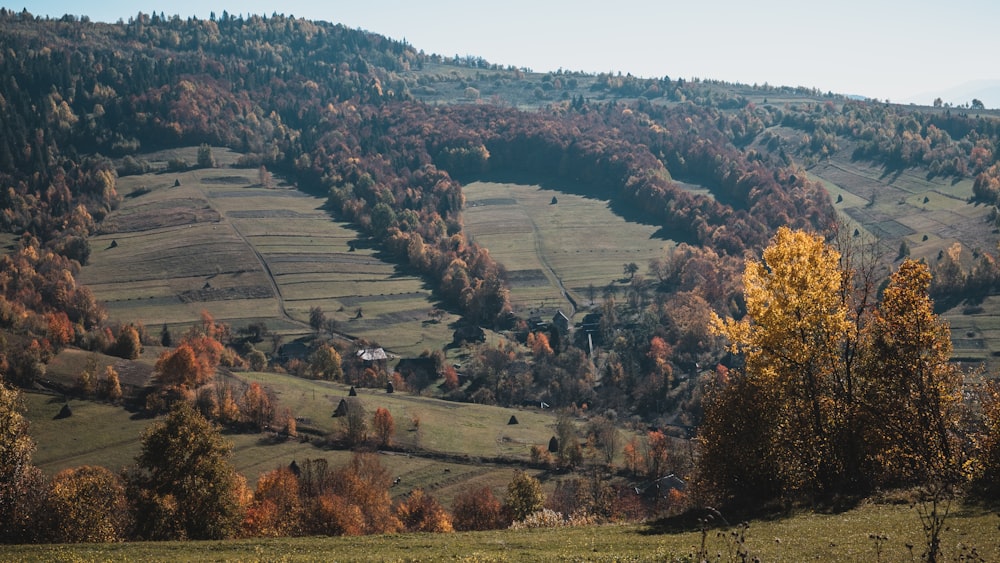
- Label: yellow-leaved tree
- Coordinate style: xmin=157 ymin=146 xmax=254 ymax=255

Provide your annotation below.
xmin=699 ymin=228 xmax=968 ymax=507
xmin=859 ymin=259 xmax=963 ymax=485
xmin=0 ymin=384 xmax=44 ymax=543
xmin=707 ymin=227 xmax=852 ymax=497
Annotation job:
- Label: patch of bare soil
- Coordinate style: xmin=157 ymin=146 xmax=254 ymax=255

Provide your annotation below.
xmin=506 ymin=269 xmax=549 ymax=287
xmin=99 ymin=198 xmax=220 ymax=233
xmin=467 ymin=197 xmax=517 ymax=206
xmin=178 ymin=285 xmax=274 ymax=303
xmin=113 ymin=358 xmax=155 ymax=389
xmin=227 ymin=210 xmax=322 ymax=219
xmin=201 ymin=175 xmax=251 ymax=185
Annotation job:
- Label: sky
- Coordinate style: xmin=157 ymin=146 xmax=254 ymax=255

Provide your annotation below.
xmin=11 ymin=0 xmax=1000 ymax=107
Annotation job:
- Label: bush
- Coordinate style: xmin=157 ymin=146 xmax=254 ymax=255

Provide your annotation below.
xmin=509 ymin=508 xmax=564 ymax=529
xmin=452 ymin=487 xmax=504 ymax=531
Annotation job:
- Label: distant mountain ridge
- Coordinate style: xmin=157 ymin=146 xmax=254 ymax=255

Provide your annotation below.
xmin=905 ymin=79 xmax=1000 ymax=109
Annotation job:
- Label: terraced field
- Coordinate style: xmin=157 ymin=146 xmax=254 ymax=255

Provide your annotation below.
xmin=807 ymin=154 xmax=1000 ymax=367
xmin=80 ymin=148 xmax=459 ymax=357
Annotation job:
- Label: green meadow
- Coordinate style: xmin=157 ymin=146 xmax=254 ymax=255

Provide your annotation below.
xmin=25 ymin=357 xmax=575 ymax=503
xmin=4 ymin=501 xmax=998 ymax=561
xmin=462 ymin=181 xmax=674 ymax=321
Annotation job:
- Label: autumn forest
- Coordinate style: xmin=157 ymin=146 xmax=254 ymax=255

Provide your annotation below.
xmin=2 ymin=8 xmax=1000 ymax=555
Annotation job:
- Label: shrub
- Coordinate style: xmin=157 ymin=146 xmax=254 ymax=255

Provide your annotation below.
xmin=452 ymin=486 xmax=504 ymax=531
xmin=509 ymin=508 xmax=564 ymax=530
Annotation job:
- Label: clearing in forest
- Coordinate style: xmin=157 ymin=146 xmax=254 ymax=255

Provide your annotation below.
xmin=462 ymin=181 xmax=674 ymax=322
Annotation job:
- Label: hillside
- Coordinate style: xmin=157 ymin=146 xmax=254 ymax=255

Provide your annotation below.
xmin=2 ymin=8 xmax=1000 ymax=552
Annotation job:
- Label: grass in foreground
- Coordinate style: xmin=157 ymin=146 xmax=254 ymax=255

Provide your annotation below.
xmin=3 ymin=502 xmax=997 ymax=562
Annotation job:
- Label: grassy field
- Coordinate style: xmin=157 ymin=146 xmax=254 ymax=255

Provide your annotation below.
xmin=462 ymin=181 xmax=674 ymax=322
xmin=24 ymin=386 xmax=554 ymax=507
xmin=24 ymin=358 xmax=581 ymax=503
xmin=80 ymin=148 xmax=459 ymax=357
xmin=4 ymin=501 xmax=998 ymax=561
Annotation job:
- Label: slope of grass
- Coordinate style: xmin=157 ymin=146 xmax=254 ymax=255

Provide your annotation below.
xmin=462 ymin=181 xmax=674 ymax=321
xmin=81 ymin=149 xmax=459 ymax=357
xmin=24 ymin=392 xmax=150 ymax=476
xmin=24 ymin=360 xmax=574 ymax=500
xmin=4 ymin=502 xmax=997 ymax=561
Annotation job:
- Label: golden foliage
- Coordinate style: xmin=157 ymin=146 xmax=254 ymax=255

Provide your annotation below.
xmin=395 ymin=489 xmax=453 ymax=533
xmin=43 ymin=466 xmax=129 ymax=543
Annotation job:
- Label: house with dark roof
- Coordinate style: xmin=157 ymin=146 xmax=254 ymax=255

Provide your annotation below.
xmin=581 ymin=312 xmax=602 ymax=333
xmin=527 ymin=316 xmax=548 ymax=332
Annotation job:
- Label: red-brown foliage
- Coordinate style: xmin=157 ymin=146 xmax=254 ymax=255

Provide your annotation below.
xmin=451 ymin=486 xmax=504 ymax=531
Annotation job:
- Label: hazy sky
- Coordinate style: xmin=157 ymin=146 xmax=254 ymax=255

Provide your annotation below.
xmin=12 ymin=1 xmax=1000 ymax=106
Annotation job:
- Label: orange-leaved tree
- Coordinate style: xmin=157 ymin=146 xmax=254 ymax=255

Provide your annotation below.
xmin=451 ymin=486 xmax=504 ymax=531
xmin=239 ymin=382 xmax=274 ymax=431
xmin=243 ymin=467 xmax=302 ymax=537
xmin=327 ymin=453 xmax=400 ymax=535
xmin=372 ymin=407 xmax=395 ymax=447
xmin=395 ymin=489 xmax=453 ymax=533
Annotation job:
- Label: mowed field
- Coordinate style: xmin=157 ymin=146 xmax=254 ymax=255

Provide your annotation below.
xmin=79 ymin=147 xmax=459 ymax=357
xmin=806 ymin=153 xmax=1000 ymax=367
xmin=462 ymin=182 xmax=674 ymax=321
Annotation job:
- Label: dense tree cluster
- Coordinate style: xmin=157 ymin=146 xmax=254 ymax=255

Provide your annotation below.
xmin=781 ymin=99 xmax=999 ymax=177
xmin=698 ymin=229 xmax=988 ymax=509
xmin=0 ymin=237 xmax=106 ymax=386
xmin=0 ymin=10 xmax=845 ymax=328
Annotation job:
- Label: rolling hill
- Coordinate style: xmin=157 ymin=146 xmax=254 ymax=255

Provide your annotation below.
xmin=2 ymin=9 xmax=1000 ymax=556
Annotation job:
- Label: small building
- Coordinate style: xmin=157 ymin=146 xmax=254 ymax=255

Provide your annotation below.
xmin=527 ymin=316 xmax=548 ymax=332
xmin=356 ymin=347 xmax=388 ymax=362
xmin=277 ymin=339 xmax=311 ymax=362
xmin=634 ymin=474 xmax=687 ymax=498
xmin=581 ymin=312 xmax=602 ymax=334
xmin=396 ymin=357 xmax=438 ymax=380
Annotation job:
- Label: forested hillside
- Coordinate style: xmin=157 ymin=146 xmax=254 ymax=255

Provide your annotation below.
xmin=2 ymin=8 xmax=1000 ymax=548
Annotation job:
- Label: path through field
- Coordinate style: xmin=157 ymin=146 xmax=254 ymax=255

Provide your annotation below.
xmin=463 ymin=181 xmax=673 ymax=321
xmin=81 ymin=148 xmax=460 ymax=357
xmin=527 ymin=213 xmax=577 ymax=316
